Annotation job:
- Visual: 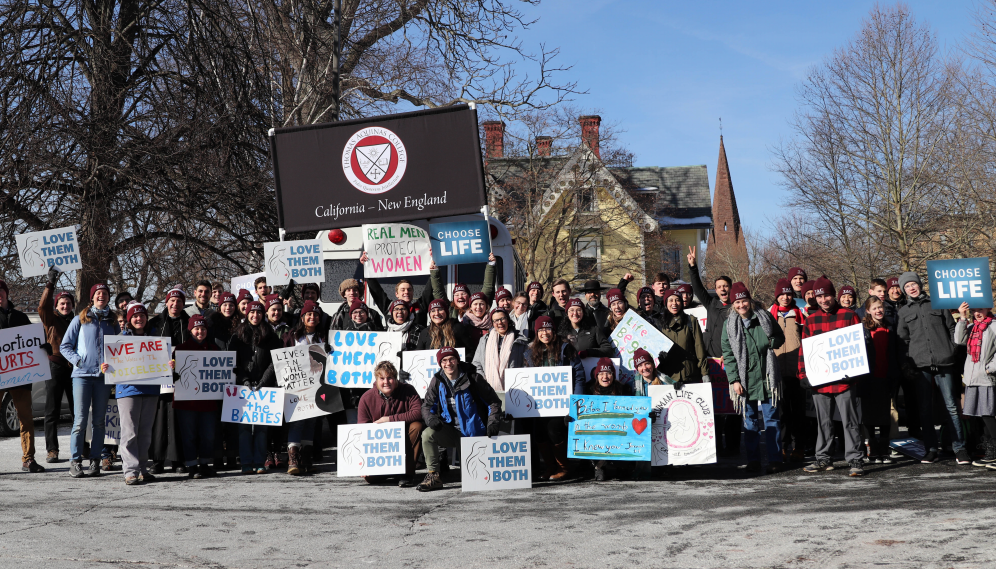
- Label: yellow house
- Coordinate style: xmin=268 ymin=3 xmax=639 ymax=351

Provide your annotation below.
xmin=484 ymin=115 xmax=712 ymax=300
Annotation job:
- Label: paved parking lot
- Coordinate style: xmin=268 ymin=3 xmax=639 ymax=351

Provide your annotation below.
xmin=1 ymin=427 xmax=995 ymax=569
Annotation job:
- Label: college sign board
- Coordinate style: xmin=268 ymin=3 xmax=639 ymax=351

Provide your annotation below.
xmin=270 ymin=105 xmax=488 ymax=232
xmin=925 ymin=257 xmax=993 ymax=309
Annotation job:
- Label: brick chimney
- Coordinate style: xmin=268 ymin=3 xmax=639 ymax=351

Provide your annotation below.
xmin=481 ymin=121 xmax=505 ymax=159
xmin=579 ymin=115 xmax=601 ymax=159
xmin=535 ymin=136 xmax=552 ymax=157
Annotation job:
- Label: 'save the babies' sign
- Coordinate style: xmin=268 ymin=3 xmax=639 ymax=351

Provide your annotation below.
xmin=0 ymin=323 xmax=51 ymax=389
xmin=362 ymin=223 xmax=431 ymax=278
xmin=15 ymin=226 xmax=83 ymax=277
xmin=460 ymin=435 xmax=532 ymax=492
xmin=263 ymin=239 xmax=324 ymax=286
xmin=801 ymin=323 xmax=869 ymax=387
xmin=503 ymin=367 xmax=573 ymax=417
xmin=337 ymin=422 xmax=407 ymax=477
xmin=567 ymin=395 xmax=651 ymax=461
xmin=221 ymin=385 xmax=284 ymax=425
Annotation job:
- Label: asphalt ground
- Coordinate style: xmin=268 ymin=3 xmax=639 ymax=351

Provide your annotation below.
xmin=0 ymin=425 xmax=994 ymax=569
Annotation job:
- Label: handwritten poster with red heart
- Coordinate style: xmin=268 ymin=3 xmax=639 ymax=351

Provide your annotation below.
xmin=648 ymin=384 xmax=717 ymax=466
xmin=567 ymin=394 xmax=652 ymax=461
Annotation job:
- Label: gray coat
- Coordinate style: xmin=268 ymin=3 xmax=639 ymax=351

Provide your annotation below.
xmin=471 ymin=330 xmax=528 ymax=385
xmin=953 ymin=319 xmax=996 ymax=387
xmin=897 ymin=294 xmax=957 ymax=368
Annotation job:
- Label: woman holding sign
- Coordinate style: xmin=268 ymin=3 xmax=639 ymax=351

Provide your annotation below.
xmin=229 ymin=301 xmax=281 ymax=474
xmin=61 ymin=283 xmax=121 ymax=478
xmin=558 ymin=299 xmax=614 ymax=360
xmin=582 ymin=358 xmax=636 ymax=482
xmin=953 ymin=302 xmax=996 ymax=468
xmin=416 ymin=299 xmax=474 ymax=357
xmin=658 ymin=289 xmax=709 ymax=386
xmin=281 ymin=300 xmax=330 ymax=475
xmin=174 ymin=315 xmax=223 ymax=479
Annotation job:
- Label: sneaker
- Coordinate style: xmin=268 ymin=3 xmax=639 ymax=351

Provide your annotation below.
xmin=955 ymin=449 xmax=972 ymax=465
xmin=417 ymin=471 xmax=443 ymax=492
xmin=986 ymin=462 xmax=996 ymax=472
xmin=46 ymin=451 xmax=59 ymax=464
xmin=86 ymin=460 xmax=101 ymax=477
xmin=242 ymin=467 xmax=255 ymax=475
xmin=188 ymin=465 xmax=202 ymax=479
xmin=22 ymin=459 xmax=46 ymax=473
xmin=263 ymin=453 xmax=276 ymax=471
xmin=255 ymin=467 xmax=266 ymax=474
xmin=890 ymin=450 xmax=902 ymax=460
xmin=124 ymin=476 xmax=140 ymax=485
xmin=744 ymin=460 xmax=762 ymax=473
xmin=881 ymin=456 xmax=893 ymax=464
xmin=101 ymin=458 xmax=116 ymax=472
xmin=139 ymin=472 xmax=156 ymax=483
xmin=398 ymin=476 xmax=416 ymax=488
xmin=69 ymin=460 xmax=85 ymax=478
xmin=199 ymin=465 xmax=218 ymax=478
xmin=921 ymin=450 xmax=938 ymax=464
xmin=849 ymin=459 xmax=865 ymax=477
xmin=803 ymin=459 xmax=834 ymax=473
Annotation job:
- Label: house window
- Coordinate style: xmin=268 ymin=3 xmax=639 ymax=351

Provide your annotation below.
xmin=576 ymin=238 xmax=600 ymax=279
xmin=661 ymin=246 xmax=681 ymax=281
xmin=577 ymin=186 xmax=596 ymax=213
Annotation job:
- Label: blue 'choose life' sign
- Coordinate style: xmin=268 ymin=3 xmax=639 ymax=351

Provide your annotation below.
xmin=925 ymin=257 xmax=993 ymax=309
xmin=428 ymin=220 xmax=491 ymax=266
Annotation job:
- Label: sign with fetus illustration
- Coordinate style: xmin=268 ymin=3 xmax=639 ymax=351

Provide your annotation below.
xmin=648 ymin=384 xmax=717 ymax=466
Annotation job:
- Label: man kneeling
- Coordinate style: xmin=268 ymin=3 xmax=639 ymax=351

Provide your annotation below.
xmin=357 ymin=362 xmax=424 ymax=487
xmin=418 ymin=347 xmax=502 ymax=491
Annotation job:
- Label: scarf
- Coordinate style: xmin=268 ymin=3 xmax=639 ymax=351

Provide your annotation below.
xmin=769 ymin=304 xmax=806 ymax=326
xmin=462 ymin=310 xmax=492 ymax=333
xmin=484 ymin=331 xmax=515 ymax=391
xmin=725 ymin=309 xmax=782 ymax=415
xmin=387 ymin=318 xmax=414 ymax=334
xmin=969 ymin=317 xmax=992 ymax=363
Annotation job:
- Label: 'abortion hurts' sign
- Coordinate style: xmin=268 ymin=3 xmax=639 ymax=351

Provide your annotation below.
xmin=173 ymin=351 xmax=236 ymax=401
xmin=15 ymin=226 xmax=83 ymax=277
xmin=263 ymin=239 xmax=324 ymax=286
xmin=568 ymin=395 xmax=651 ymax=461
xmin=0 ymin=324 xmax=51 ymax=389
xmin=221 ymin=386 xmax=284 ymax=425
xmin=925 ymin=257 xmax=993 ymax=309
xmin=336 ymin=422 xmax=407 ymax=477
xmin=460 ymin=435 xmax=532 ymax=492
xmin=429 ymin=220 xmax=491 ymax=266
xmin=103 ymin=336 xmax=172 ymax=385
xmin=503 ymin=367 xmax=573 ymax=417
xmin=362 ymin=223 xmax=431 ymax=278
xmin=401 ymin=348 xmax=465 ymax=398
xmin=801 ymin=323 xmax=870 ymax=387
xmin=325 ymin=330 xmax=402 ymax=387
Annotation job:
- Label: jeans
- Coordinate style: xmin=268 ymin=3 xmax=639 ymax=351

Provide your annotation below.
xmin=177 ymin=409 xmax=217 ymax=467
xmin=287 ymin=418 xmax=316 ymax=447
xmin=743 ymin=399 xmax=782 ymax=463
xmin=44 ymin=362 xmax=74 ymax=453
xmin=118 ymin=395 xmax=158 ymax=479
xmin=70 ymin=376 xmax=111 ymax=462
xmin=238 ymin=425 xmax=268 ymax=467
xmin=917 ymin=368 xmax=965 ymax=453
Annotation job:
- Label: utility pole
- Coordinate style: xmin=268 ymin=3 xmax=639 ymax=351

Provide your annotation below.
xmin=332 ymin=0 xmax=341 ymax=121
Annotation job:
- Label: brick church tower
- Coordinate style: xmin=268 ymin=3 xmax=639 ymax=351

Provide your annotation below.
xmin=705 ymin=135 xmax=749 ymax=281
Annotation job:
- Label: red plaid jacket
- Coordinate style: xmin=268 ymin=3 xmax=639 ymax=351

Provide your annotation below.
xmin=798 ymin=306 xmax=861 ymax=394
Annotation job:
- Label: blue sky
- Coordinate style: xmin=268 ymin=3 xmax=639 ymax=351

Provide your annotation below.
xmin=512 ymin=0 xmax=976 ymax=235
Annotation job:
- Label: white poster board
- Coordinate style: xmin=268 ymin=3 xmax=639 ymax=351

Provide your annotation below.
xmin=325 ymin=330 xmax=403 ymax=387
xmin=401 ymin=348 xmax=466 ymax=398
xmin=0 ymin=323 xmax=52 ymax=389
xmin=362 ymin=223 xmax=431 ymax=278
xmin=84 ymin=400 xmax=121 ymax=445
xmin=801 ymin=323 xmax=869 ymax=387
xmin=221 ymin=385 xmax=285 ymax=425
xmin=173 ymin=350 xmax=236 ymax=401
xmin=648 ymin=384 xmax=717 ymax=466
xmin=460 ymin=435 xmax=532 ymax=492
xmin=231 ymin=272 xmax=265 ymax=300
xmin=102 ymin=336 xmax=172 ymax=385
xmin=503 ymin=367 xmax=573 ymax=417
xmin=336 ymin=422 xmax=408 ymax=477
xmin=263 ymin=239 xmax=324 ymax=286
xmin=15 ymin=226 xmax=83 ymax=277
xmin=685 ymin=306 xmax=707 ymax=333
xmin=609 ymin=310 xmax=674 ymax=386
xmin=272 ymin=345 xmax=331 ymax=422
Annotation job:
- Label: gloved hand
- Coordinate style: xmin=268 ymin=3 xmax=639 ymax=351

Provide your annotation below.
xmin=503 ymin=413 xmax=515 ymax=422
xmin=486 ymin=422 xmax=500 ymax=437
xmin=673 ymin=380 xmax=685 ymax=391
xmin=577 ymin=349 xmax=591 ymax=359
xmin=564 ymin=415 xmax=573 ymax=426
xmin=399 ymin=369 xmax=411 ymax=383
xmin=46 ymin=266 xmax=59 ymax=286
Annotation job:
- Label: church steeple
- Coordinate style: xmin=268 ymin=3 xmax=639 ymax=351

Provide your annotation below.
xmin=706 ymin=135 xmax=749 ymax=280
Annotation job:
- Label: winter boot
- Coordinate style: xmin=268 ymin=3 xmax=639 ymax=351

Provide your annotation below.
xmin=549 ymin=442 xmax=572 ymax=481
xmin=287 ymin=446 xmax=301 ymax=476
xmin=536 ymin=442 xmax=559 ymax=480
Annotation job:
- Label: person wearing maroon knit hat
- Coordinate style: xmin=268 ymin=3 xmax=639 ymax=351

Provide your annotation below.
xmin=235 ymin=289 xmax=253 ymax=316
xmin=799 ymin=277 xmax=865 ymax=476
xmin=417 ymin=345 xmax=502 ymax=491
xmin=361 ymin=250 xmax=438 ymax=328
xmin=146 ymin=287 xmax=190 ymax=474
xmin=415 ymin=297 xmax=475 ymax=360
xmin=721 ymin=282 xmax=786 ymax=473
xmin=799 ymin=281 xmax=817 ymax=314
xmin=559 ymin=297 xmax=613 ymax=362
xmin=788 ymin=268 xmax=808 ymax=296
xmin=582 ymin=356 xmax=635 ymax=481
xmin=342 ymin=299 xmax=382 ymax=332
xmin=604 ymin=288 xmax=630 ymax=333
xmin=769 ymin=278 xmax=807 ymax=463
xmin=208 ymin=292 xmax=240 ymax=347
xmin=632 ymin=348 xmax=669 ymax=397
xmin=657 ymin=287 xmax=708 ymax=387
xmin=493 ymin=287 xmax=513 ymax=311
xmin=0 ymin=276 xmax=46 ymax=473
xmin=886 ymin=277 xmax=903 ymax=304
xmin=421 ymin=252 xmax=496 ymax=322
xmin=384 ymin=299 xmax=424 ymax=352
xmin=837 ymin=285 xmax=858 ymax=310
xmin=38 ymin=266 xmax=77 ymax=464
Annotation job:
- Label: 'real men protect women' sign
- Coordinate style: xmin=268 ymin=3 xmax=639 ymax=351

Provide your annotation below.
xmin=269 ymin=105 xmax=488 ymax=232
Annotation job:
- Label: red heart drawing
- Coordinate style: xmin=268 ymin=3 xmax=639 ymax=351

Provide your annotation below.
xmin=632 ymin=418 xmax=648 ymax=434
xmin=320 ymin=394 xmax=326 ymax=401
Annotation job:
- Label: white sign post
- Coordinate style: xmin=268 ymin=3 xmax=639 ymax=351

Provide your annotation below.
xmin=221 ymin=385 xmax=285 ymax=425
xmin=362 ymin=223 xmax=431 ymax=278
xmin=263 ymin=239 xmax=324 ymax=286
xmin=503 ymin=367 xmax=573 ymax=417
xmin=325 ymin=330 xmax=402 ymax=387
xmin=648 ymin=384 xmax=717 ymax=466
xmin=801 ymin=323 xmax=870 ymax=387
xmin=401 ymin=348 xmax=466 ymax=398
xmin=102 ymin=336 xmax=172 ymax=385
xmin=336 ymin=422 xmax=408 ymax=477
xmin=231 ymin=272 xmax=265 ymax=299
xmin=460 ymin=435 xmax=532 ymax=492
xmin=609 ymin=310 xmax=674 ymax=387
xmin=15 ymin=226 xmax=83 ymax=277
xmin=0 ymin=323 xmax=52 ymax=389
xmin=272 ymin=345 xmax=331 ymax=422
xmin=173 ymin=351 xmax=237 ymax=400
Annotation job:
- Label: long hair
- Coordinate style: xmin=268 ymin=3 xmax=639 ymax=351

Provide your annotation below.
xmin=862 ymin=296 xmax=884 ymax=330
xmin=529 ymin=333 xmax=564 ymax=367
xmin=428 ymin=318 xmax=458 ymax=349
xmin=606 ymin=310 xmax=625 ymax=333
xmin=234 ymin=317 xmax=273 ymax=347
xmin=289 ymin=313 xmax=325 ymax=342
xmin=78 ymin=301 xmax=94 ymax=324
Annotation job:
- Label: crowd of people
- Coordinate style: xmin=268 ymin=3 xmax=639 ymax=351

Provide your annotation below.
xmin=1 ymin=244 xmax=993 ymax=491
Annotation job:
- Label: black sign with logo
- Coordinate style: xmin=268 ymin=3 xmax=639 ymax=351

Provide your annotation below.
xmin=269 ymin=105 xmax=488 ymax=233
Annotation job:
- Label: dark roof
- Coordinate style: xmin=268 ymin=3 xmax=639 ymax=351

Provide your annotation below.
xmin=610 ymin=165 xmax=712 ymax=221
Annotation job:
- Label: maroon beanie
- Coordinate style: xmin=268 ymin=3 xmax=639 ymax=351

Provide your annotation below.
xmin=534 ymin=315 xmax=554 ymax=332
xmin=264 ymin=294 xmax=281 ymax=309
xmin=126 ymin=303 xmax=147 ymax=321
xmin=494 ymin=288 xmax=512 ymax=302
xmin=54 ymin=291 xmax=76 ymax=306
xmin=788 ymin=267 xmax=808 ymax=281
xmin=436 ymin=346 xmax=459 ymax=364
xmin=837 ymin=285 xmax=856 ymax=301
xmin=774 ymin=278 xmax=793 ymax=298
xmin=676 ymin=284 xmax=692 ymax=295
xmin=300 ymin=300 xmax=320 ymax=314
xmin=800 ymin=281 xmax=815 ymax=296
xmin=730 ymin=282 xmax=751 ymax=302
xmin=388 ymin=299 xmax=410 ymax=314
xmin=428 ymin=298 xmax=449 ymax=313
xmin=90 ymin=283 xmax=110 ymax=300
xmin=453 ymin=283 xmax=469 ymax=295
xmin=595 ymin=357 xmax=615 ymax=376
xmin=218 ymin=292 xmax=236 ymax=306
xmin=566 ymin=298 xmax=584 ymax=310
xmin=661 ymin=288 xmax=681 ymax=305
xmin=886 ymin=277 xmax=900 ymax=289
xmin=527 ymin=282 xmax=543 ymax=294
xmin=247 ymin=301 xmax=264 ymax=313
xmin=633 ymin=349 xmax=654 ymax=369
xmin=187 ymin=314 xmax=207 ymax=330
xmin=164 ymin=287 xmax=185 ymax=302
xmin=469 ymin=292 xmax=488 ymax=305
xmin=606 ymin=288 xmax=624 ymax=305
xmin=349 ymin=299 xmax=367 ymax=314
xmin=812 ymin=277 xmax=836 ymax=298
xmin=236 ymin=289 xmax=252 ymax=304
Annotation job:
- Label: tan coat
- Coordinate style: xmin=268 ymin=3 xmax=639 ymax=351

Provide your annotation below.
xmin=772 ymin=307 xmax=803 ymax=379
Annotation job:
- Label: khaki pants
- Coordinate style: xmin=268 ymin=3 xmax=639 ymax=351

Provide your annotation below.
xmin=3 ymin=386 xmax=35 ymax=463
xmin=421 ymin=423 xmax=463 ymax=472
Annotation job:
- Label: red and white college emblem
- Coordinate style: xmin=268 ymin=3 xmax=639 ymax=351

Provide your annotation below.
xmin=341 ymin=126 xmax=407 ymax=194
